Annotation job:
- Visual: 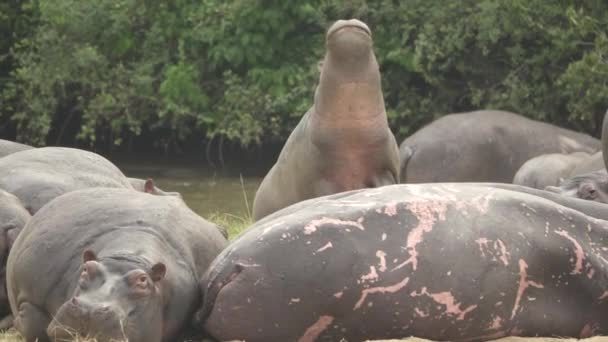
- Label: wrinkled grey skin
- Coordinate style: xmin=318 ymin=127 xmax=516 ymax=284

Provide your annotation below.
xmin=7 ymin=188 xmax=228 ymax=342
xmin=399 ymin=110 xmax=601 ymax=183
xmin=0 ymin=189 xmax=30 ymax=330
xmin=0 ymin=139 xmax=33 ymax=158
xmin=127 ymin=177 xmax=182 ymax=198
xmin=513 ymin=152 xmax=591 ymax=189
xmin=545 ymin=109 xmax=608 ymax=202
xmin=199 ymin=183 xmax=608 ymax=342
xmin=0 ymin=147 xmax=133 ymax=214
xmin=570 ymin=151 xmax=604 ymax=176
xmin=252 ymin=19 xmax=400 ymax=221
xmin=545 ymin=170 xmax=608 ymax=203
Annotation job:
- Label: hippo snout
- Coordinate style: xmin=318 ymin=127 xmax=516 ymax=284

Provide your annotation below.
xmin=47 ymin=297 xmax=127 ymax=342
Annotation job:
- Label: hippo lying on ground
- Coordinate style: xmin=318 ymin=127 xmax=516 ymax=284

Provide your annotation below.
xmin=0 ymin=189 xmax=30 ymax=330
xmin=7 ymin=187 xmax=228 ymax=342
xmin=0 ymin=139 xmax=33 ymax=158
xmin=545 ymin=170 xmax=608 ymax=204
xmin=252 ymin=19 xmax=400 ymax=221
xmin=0 ymin=147 xmax=133 ymax=214
xmin=399 ymin=110 xmax=601 ymax=183
xmin=513 ymin=152 xmax=591 ymax=189
xmin=199 ymin=183 xmax=608 ymax=342
xmin=128 ymin=177 xmax=181 ymax=197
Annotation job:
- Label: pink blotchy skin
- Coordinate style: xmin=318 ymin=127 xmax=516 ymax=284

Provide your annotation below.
xmin=361 ymin=266 xmax=379 ymax=283
xmin=489 ymin=316 xmax=503 ymax=330
xmin=496 ymin=239 xmax=510 ymax=266
xmin=384 ymin=201 xmax=398 ymax=216
xmin=297 ymin=315 xmax=335 ymax=342
xmin=555 ymin=229 xmax=585 ymax=275
xmin=511 ymin=259 xmax=544 ymax=319
xmin=376 ymin=250 xmax=387 ymax=272
xmin=410 ymin=287 xmax=477 ymax=320
xmin=393 ymin=200 xmax=448 ymax=271
xmin=414 ymin=307 xmax=429 ymax=318
xmin=354 ymin=277 xmax=410 ymax=310
xmin=303 ymin=217 xmax=364 ymax=235
xmin=316 ymin=242 xmax=333 ymax=252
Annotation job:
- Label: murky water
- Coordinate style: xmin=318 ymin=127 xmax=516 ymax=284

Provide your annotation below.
xmin=110 ymin=155 xmax=266 ymax=218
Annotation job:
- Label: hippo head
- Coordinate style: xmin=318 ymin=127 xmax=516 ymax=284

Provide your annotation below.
xmin=47 ymin=250 xmax=166 ymax=342
xmin=545 ymin=170 xmax=608 ymax=203
xmin=325 ymin=19 xmax=373 ymax=65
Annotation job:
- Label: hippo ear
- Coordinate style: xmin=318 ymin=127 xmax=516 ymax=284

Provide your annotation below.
xmin=82 ymin=249 xmax=97 ymax=263
xmin=144 ymin=179 xmax=155 ymax=194
xmin=150 ymin=263 xmax=166 ymax=282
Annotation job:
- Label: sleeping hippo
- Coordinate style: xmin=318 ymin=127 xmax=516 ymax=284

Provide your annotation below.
xmin=252 ymin=19 xmax=400 ymax=221
xmin=7 ymin=187 xmax=228 ymax=342
xmin=0 ymin=189 xmax=30 ymax=330
xmin=198 ymin=183 xmax=608 ymax=341
xmin=545 ymin=170 xmax=608 ymax=203
xmin=544 ymin=109 xmax=608 ymax=203
xmin=513 ymin=152 xmax=592 ymax=189
xmin=399 ymin=110 xmax=601 ymax=183
xmin=0 ymin=147 xmax=133 ymax=214
xmin=0 ymin=139 xmax=33 ymax=158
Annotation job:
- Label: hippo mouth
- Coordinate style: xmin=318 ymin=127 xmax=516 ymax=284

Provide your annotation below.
xmin=327 ymin=21 xmax=371 ymax=41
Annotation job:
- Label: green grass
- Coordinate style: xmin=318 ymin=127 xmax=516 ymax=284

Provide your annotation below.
xmin=206 ymin=211 xmax=252 ymax=239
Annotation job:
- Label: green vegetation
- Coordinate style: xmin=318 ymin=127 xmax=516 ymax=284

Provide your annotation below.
xmin=1 ymin=0 xmax=607 ymax=152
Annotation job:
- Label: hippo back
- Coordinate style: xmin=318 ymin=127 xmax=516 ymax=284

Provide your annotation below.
xmin=200 ymin=183 xmax=608 ymax=341
xmin=0 ymin=189 xmax=30 ymax=320
xmin=0 ymin=147 xmax=133 ymax=213
xmin=0 ymin=139 xmax=33 ymax=158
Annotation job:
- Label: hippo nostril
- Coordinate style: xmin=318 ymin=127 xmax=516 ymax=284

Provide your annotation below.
xmin=71 ymin=297 xmax=78 ymax=305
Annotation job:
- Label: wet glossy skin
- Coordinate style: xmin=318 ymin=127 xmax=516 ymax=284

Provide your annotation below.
xmin=201 ymin=183 xmax=608 ymax=342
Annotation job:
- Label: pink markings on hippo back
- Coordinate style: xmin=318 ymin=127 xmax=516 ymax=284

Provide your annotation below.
xmin=392 ymin=200 xmax=448 ymax=271
xmin=360 ymin=266 xmax=379 ymax=283
xmin=555 ymin=229 xmax=585 ymax=275
xmin=489 ymin=316 xmax=503 ymax=330
xmin=354 ymin=276 xmax=410 ymax=310
xmin=376 ymin=251 xmax=387 ymax=272
xmin=410 ymin=287 xmax=477 ymax=321
xmin=475 ymin=238 xmax=510 ymax=266
xmin=303 ymin=217 xmax=364 ymax=235
xmin=297 ymin=315 xmax=334 ymax=342
xmin=316 ymin=242 xmax=333 ymax=253
xmin=511 ymin=259 xmax=544 ymax=319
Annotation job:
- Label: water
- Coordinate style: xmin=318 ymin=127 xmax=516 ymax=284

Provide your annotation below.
xmin=110 ymin=155 xmax=266 ymax=218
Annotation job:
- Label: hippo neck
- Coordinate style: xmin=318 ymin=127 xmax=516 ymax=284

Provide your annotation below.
xmin=313 ymin=54 xmax=386 ymax=124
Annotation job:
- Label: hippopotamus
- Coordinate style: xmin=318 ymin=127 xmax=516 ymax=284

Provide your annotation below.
xmin=0 ymin=189 xmax=30 ymax=330
xmin=545 ymin=170 xmax=608 ymax=203
xmin=0 ymin=139 xmax=33 ymax=158
xmin=543 ymin=109 xmax=608 ymax=202
xmin=399 ymin=110 xmax=601 ymax=183
xmin=7 ymin=187 xmax=228 ymax=342
xmin=252 ymin=19 xmax=400 ymax=221
xmin=198 ymin=183 xmax=608 ymax=342
xmin=127 ymin=177 xmax=182 ymax=198
xmin=513 ymin=152 xmax=592 ymax=189
xmin=0 ymin=147 xmax=134 ymax=214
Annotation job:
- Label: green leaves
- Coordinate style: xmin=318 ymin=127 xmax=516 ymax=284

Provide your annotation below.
xmin=1 ymin=0 xmax=608 ymax=149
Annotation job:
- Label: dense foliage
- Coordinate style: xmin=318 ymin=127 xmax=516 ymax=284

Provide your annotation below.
xmin=1 ymin=0 xmax=607 ymax=153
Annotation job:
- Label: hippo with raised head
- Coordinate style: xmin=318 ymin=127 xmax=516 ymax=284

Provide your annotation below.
xmin=128 ymin=177 xmax=182 ymax=198
xmin=252 ymin=19 xmax=400 ymax=221
xmin=7 ymin=187 xmax=228 ymax=342
xmin=0 ymin=139 xmax=33 ymax=158
xmin=0 ymin=147 xmax=133 ymax=214
xmin=513 ymin=152 xmax=591 ymax=189
xmin=0 ymin=189 xmax=30 ymax=330
xmin=199 ymin=183 xmax=608 ymax=342
xmin=399 ymin=110 xmax=601 ymax=183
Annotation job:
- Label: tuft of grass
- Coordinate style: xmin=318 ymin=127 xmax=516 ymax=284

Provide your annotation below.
xmin=206 ymin=211 xmax=252 ymax=240
xmin=205 ymin=173 xmax=255 ymax=240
